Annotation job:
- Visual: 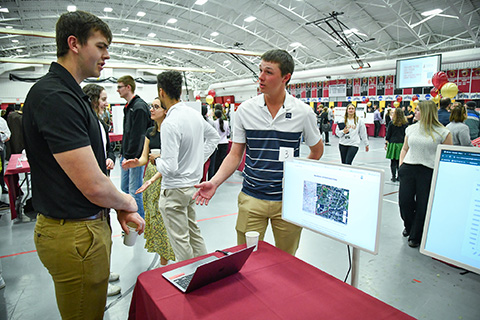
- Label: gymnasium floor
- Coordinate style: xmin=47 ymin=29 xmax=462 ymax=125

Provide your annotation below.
xmin=0 ymin=134 xmax=479 ymax=320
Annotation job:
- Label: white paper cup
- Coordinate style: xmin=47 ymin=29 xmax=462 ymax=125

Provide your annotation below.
xmin=150 ymin=149 xmax=161 ymax=155
xmin=245 ymin=231 xmax=260 ymax=251
xmin=123 ymin=222 xmax=138 ymax=247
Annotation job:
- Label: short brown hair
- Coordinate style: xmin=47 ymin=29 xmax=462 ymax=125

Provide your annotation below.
xmin=56 ymin=11 xmax=112 ymax=58
xmin=117 ymin=75 xmax=136 ymax=93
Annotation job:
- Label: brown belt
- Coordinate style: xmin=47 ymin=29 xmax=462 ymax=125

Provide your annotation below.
xmin=40 ymin=209 xmax=109 ymax=223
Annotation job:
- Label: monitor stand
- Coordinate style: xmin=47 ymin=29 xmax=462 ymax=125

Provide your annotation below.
xmin=350 ymin=247 xmax=360 ymax=288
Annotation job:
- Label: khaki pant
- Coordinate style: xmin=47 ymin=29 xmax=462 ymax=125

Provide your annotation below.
xmin=236 ymin=192 xmax=302 ymax=255
xmin=159 ymin=187 xmax=207 ymax=262
xmin=34 ymin=214 xmax=112 ymax=320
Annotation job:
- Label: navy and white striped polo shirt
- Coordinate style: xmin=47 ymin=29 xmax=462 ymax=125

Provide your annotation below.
xmin=233 ymin=92 xmax=321 ymax=201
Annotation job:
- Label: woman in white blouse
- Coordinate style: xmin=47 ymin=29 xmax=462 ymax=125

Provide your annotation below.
xmin=335 ymin=104 xmax=369 ymax=165
xmin=398 ymin=100 xmax=452 ymax=248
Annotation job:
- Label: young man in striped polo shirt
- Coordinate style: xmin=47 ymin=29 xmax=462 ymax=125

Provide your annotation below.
xmin=194 ymin=49 xmax=323 ymax=255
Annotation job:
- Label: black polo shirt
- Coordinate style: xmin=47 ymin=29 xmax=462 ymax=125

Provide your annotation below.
xmin=23 ymin=62 xmax=107 ymax=219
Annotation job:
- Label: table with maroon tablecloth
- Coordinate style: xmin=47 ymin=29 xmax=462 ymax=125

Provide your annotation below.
xmin=332 ymin=123 xmax=386 ymax=137
xmin=108 ymin=133 xmax=123 ymax=142
xmin=4 ymin=154 xmax=30 ymax=220
xmin=129 ymin=241 xmax=414 ymax=320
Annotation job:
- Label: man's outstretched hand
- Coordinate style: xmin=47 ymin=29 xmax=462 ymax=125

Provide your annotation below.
xmin=193 ymin=181 xmax=218 ymax=205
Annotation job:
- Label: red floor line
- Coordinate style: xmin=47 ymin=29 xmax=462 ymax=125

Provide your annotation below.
xmin=197 ymin=212 xmax=238 ymax=222
xmin=0 ymin=249 xmax=37 ymax=259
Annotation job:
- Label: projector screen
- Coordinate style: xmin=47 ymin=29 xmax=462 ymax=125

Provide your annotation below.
xmin=420 ymin=145 xmax=480 ymax=275
xmin=395 ymin=54 xmax=442 ymax=89
xmin=282 ymin=159 xmax=384 ymax=254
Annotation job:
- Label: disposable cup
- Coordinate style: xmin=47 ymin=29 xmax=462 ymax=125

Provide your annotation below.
xmin=245 ymin=231 xmax=260 ymax=251
xmin=124 ymin=222 xmax=138 ymax=247
xmin=150 ymin=149 xmax=161 ymax=155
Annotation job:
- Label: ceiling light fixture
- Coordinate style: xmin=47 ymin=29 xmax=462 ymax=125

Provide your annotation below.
xmin=104 ymin=7 xmax=113 ymax=13
xmin=137 ymin=11 xmax=146 ymax=17
xmin=210 ymin=31 xmax=219 ymax=37
xmin=289 ymin=42 xmax=301 ymax=47
xmin=168 ymin=51 xmax=174 ymax=54
xmin=148 ymin=33 xmax=156 ymax=38
xmin=67 ymin=5 xmax=77 ymax=12
xmin=244 ymin=16 xmax=256 ymax=22
xmin=16 ymin=49 xmax=23 ymax=52
xmin=11 ymin=39 xmax=18 ymax=43
xmin=421 ymin=9 xmax=443 ymax=16
xmin=0 ymin=8 xmax=9 ymax=13
xmin=167 ymin=18 xmax=177 ymax=24
xmin=6 ymin=26 xmax=13 ymax=29
xmin=134 ymin=44 xmax=140 ymax=47
xmin=121 ymin=27 xmax=129 ymax=32
xmin=194 ymin=0 xmax=208 ymax=5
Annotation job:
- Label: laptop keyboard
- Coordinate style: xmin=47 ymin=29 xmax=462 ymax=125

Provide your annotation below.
xmin=174 ymin=273 xmax=194 ymax=289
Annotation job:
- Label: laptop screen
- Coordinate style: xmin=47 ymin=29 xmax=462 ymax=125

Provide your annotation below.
xmin=282 ymin=159 xmax=384 ymax=254
xmin=420 ymin=145 xmax=480 ymax=274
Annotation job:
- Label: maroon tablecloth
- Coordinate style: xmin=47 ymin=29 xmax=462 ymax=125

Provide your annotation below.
xmin=4 ymin=154 xmax=30 ymax=220
xmin=129 ymin=241 xmax=414 ymax=320
xmin=108 ymin=133 xmax=123 ymax=142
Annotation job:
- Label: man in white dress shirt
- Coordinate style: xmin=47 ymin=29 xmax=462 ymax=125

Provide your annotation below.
xmin=155 ymin=71 xmax=219 ymax=261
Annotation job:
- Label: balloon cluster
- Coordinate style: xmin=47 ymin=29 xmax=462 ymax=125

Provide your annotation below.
xmin=205 ymin=89 xmax=216 ymax=105
xmin=363 ymin=97 xmax=372 ymax=107
xmin=431 ymin=72 xmax=458 ymax=103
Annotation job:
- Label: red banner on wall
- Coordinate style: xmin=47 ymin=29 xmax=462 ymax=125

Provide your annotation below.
xmin=457 ymin=69 xmax=471 ymax=93
xmin=471 ymin=68 xmax=480 ymax=93
xmin=353 ymin=78 xmax=361 ymax=96
xmin=311 ymin=82 xmax=317 ymax=98
xmin=322 ymin=81 xmax=329 ymax=98
xmin=447 ymin=70 xmax=459 ymax=86
xmin=368 ymin=77 xmax=377 ymax=96
xmin=385 ymin=75 xmax=395 ymax=95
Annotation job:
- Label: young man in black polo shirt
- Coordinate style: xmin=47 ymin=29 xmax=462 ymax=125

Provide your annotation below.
xmin=23 ymin=11 xmax=145 ymax=319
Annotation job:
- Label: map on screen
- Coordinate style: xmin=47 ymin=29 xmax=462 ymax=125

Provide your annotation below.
xmin=283 ymin=159 xmax=384 ymax=254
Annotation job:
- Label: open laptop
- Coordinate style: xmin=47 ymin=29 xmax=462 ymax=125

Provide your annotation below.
xmin=162 ymin=246 xmax=255 ymax=293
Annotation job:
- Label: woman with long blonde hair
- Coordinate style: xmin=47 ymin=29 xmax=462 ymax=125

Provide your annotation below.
xmin=335 ymin=104 xmax=369 ymax=164
xmin=398 ymin=100 xmax=452 ymax=248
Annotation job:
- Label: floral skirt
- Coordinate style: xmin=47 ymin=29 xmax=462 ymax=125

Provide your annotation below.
xmin=143 ymin=162 xmax=175 ymax=261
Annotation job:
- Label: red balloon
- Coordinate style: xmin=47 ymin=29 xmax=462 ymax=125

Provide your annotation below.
xmin=412 ymin=95 xmax=418 ymax=101
xmin=432 ymin=72 xmax=448 ymax=90
xmin=396 ymin=96 xmax=403 ymax=102
xmin=208 ymin=89 xmax=216 ymax=97
xmin=430 ymin=88 xmax=438 ymax=97
xmin=195 ymin=95 xmax=201 ymax=100
xmin=364 ymin=98 xmax=369 ymax=103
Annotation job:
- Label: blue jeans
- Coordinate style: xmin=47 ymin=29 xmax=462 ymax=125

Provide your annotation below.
xmin=120 ymin=157 xmax=145 ymax=218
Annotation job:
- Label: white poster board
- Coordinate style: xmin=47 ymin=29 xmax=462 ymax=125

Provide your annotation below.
xmin=111 ymin=105 xmax=124 ymax=134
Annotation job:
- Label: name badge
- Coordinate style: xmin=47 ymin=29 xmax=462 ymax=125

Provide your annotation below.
xmin=278 ymin=147 xmax=294 ymax=162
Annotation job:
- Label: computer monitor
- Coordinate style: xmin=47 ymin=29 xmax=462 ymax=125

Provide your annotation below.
xmin=420 ymin=145 xmax=480 ymax=275
xmin=282 ymin=159 xmax=384 ymax=254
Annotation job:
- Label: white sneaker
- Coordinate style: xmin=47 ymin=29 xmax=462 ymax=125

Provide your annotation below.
xmin=107 ymin=283 xmax=121 ymax=296
xmin=0 ymin=276 xmax=5 ymax=289
xmin=109 ymin=272 xmax=120 ymax=282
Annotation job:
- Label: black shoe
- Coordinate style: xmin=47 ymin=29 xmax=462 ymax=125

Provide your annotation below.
xmin=0 ymin=201 xmax=9 ymax=210
xmin=408 ymin=240 xmax=419 ymax=248
xmin=391 ymin=177 xmax=396 ymax=182
xmin=402 ymin=228 xmax=409 ymax=237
